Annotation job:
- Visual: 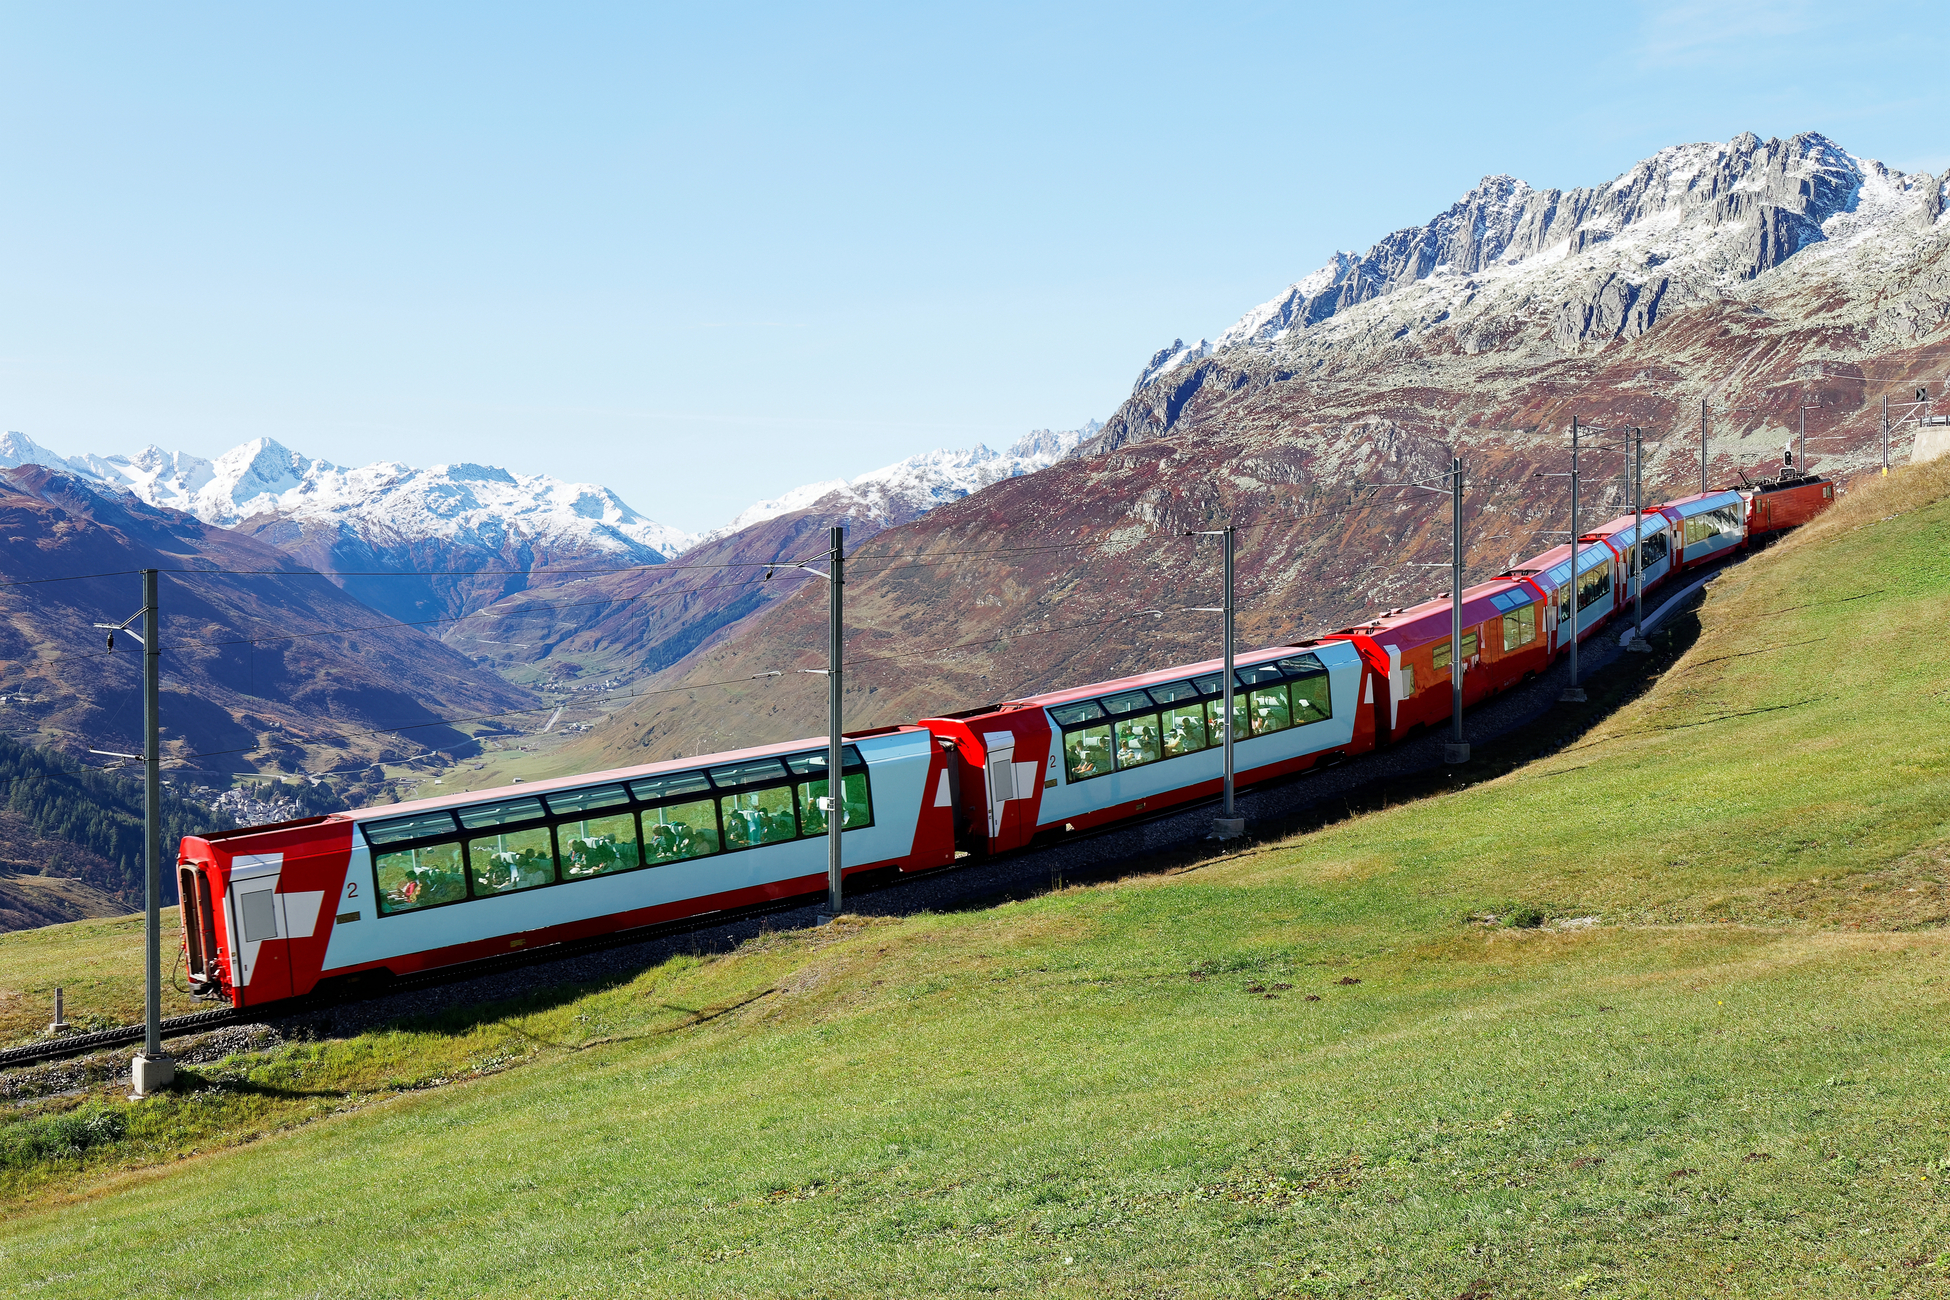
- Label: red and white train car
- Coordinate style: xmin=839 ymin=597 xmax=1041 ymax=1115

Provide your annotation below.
xmin=177 ymin=727 xmax=958 ymax=1008
xmin=1322 ymin=576 xmax=1551 ymax=745
xmin=922 ymin=639 xmax=1373 ymax=852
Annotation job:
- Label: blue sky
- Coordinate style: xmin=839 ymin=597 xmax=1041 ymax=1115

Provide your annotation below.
xmin=3 ymin=1 xmax=1946 ymax=533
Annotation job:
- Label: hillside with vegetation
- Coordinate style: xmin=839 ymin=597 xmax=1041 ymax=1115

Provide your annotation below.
xmin=0 ymin=459 xmax=1945 ymax=1296
xmin=0 ymin=735 xmax=233 ymax=928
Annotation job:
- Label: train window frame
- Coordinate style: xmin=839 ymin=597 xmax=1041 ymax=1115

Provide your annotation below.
xmin=544 ymin=784 xmax=632 ymax=816
xmin=557 ymin=808 xmax=645 ymax=880
xmin=463 ymin=823 xmax=561 ymax=899
xmin=1431 ymin=633 xmax=1478 ymax=673
xmin=1146 ymin=679 xmax=1203 ymax=706
xmin=1501 ymin=602 xmax=1536 ymax=651
xmin=639 ymin=796 xmax=723 ymax=865
xmin=371 ymin=840 xmax=469 ymax=915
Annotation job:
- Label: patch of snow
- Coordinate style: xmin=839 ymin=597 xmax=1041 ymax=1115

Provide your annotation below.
xmin=688 ymin=421 xmax=1101 ymax=549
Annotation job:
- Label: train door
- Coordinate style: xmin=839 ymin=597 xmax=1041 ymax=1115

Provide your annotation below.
xmin=223 ymin=853 xmax=294 ymax=1004
xmin=982 ymin=731 xmax=1019 ymax=847
xmin=177 ymin=862 xmax=222 ymax=997
xmin=1384 ymin=644 xmax=1403 ymax=737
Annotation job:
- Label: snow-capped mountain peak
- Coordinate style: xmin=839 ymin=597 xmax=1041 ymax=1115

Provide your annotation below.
xmin=1165 ymin=130 xmax=1938 ymax=371
xmin=689 ymin=421 xmax=1101 ymax=549
xmin=6 ymin=435 xmax=693 ymax=561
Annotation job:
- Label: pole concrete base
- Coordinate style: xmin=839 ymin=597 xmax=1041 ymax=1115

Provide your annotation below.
xmin=1443 ymin=742 xmax=1471 ymax=764
xmin=130 ymin=1054 xmax=174 ymax=1098
xmin=1624 ymin=634 xmax=1653 ymax=653
xmin=1210 ymin=817 xmax=1246 ymax=841
xmin=814 ymin=912 xmax=840 ymax=926
xmin=1558 ymin=686 xmax=1588 ymax=703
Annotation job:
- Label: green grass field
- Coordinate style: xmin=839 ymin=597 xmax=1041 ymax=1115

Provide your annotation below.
xmin=1 ymin=460 xmax=1947 ymax=1298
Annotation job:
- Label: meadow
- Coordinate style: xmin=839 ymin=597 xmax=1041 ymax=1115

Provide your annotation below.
xmin=0 ymin=459 xmax=1946 ymax=1298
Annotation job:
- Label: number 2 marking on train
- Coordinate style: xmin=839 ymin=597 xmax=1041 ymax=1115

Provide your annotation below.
xmin=345 ymin=882 xmax=359 ymax=898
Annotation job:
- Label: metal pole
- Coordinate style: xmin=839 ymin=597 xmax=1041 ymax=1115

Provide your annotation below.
xmin=1798 ymin=404 xmax=1806 ymax=477
xmin=825 ymin=526 xmax=843 ymax=918
xmin=1445 ymin=457 xmax=1468 ymax=763
xmin=1883 ymin=393 xmax=1890 ymax=475
xmin=1221 ymin=525 xmax=1236 ymax=819
xmin=1560 ymin=420 xmax=1586 ymax=703
xmin=132 ymin=568 xmax=171 ymax=1095
xmin=1627 ymin=428 xmax=1650 ymax=653
xmin=1700 ymin=399 xmax=1708 ymax=495
xmin=1633 ymin=429 xmax=1644 ymax=638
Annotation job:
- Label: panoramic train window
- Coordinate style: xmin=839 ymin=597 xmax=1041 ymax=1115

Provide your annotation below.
xmin=1683 ymin=504 xmax=1740 ymax=546
xmin=629 ymin=771 xmax=713 ymax=804
xmin=1190 ymin=673 xmax=1251 ymax=744
xmin=1640 ymin=530 xmax=1669 ymax=567
xmin=360 ymin=746 xmax=880 ymax=917
xmin=1052 ymin=656 xmax=1332 ymax=781
xmin=641 ymin=798 xmax=719 ymax=863
xmin=1247 ymin=683 xmax=1291 ymax=734
xmin=458 ymin=797 xmax=546 ymax=830
xmin=1064 ymin=721 xmax=1113 ymax=781
xmin=373 ymin=841 xmax=466 ymax=914
xmin=1160 ymin=702 xmax=1208 ymax=756
xmin=1502 ymin=602 xmax=1536 ymax=651
xmin=722 ymin=787 xmax=795 ymax=849
xmin=467 ymin=825 xmax=556 ymax=897
xmin=1577 ymin=563 xmax=1611 ymax=611
xmin=1114 ymin=713 xmax=1162 ymax=767
xmin=784 ymin=748 xmax=872 ymax=839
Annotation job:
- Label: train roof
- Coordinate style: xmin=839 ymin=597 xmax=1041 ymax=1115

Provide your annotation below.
xmin=1658 ymin=488 xmax=1744 ymax=518
xmin=960 ymin=639 xmax=1360 ymax=716
xmin=1329 ymin=575 xmax=1537 ymax=641
xmin=1511 ymin=539 xmax=1613 ymax=591
xmin=1588 ymin=512 xmax=1668 ymax=544
xmin=1739 ymin=473 xmax=1831 ymax=497
xmin=204 ymin=725 xmax=931 ymax=841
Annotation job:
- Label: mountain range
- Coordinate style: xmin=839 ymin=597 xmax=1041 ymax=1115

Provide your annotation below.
xmin=0 ymin=419 xmax=1101 ymax=766
xmin=556 ymin=130 xmax=1950 ymax=769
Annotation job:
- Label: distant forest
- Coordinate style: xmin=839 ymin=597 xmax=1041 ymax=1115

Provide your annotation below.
xmin=0 ymin=738 xmax=339 ymax=905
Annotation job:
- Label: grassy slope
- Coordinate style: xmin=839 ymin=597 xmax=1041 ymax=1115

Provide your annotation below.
xmin=0 ymin=462 xmax=1947 ymax=1297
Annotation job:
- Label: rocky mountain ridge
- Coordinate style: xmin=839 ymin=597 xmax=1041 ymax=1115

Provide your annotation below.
xmin=1116 ymin=132 xmax=1947 ymax=448
xmin=558 ymin=130 xmax=1950 ymax=769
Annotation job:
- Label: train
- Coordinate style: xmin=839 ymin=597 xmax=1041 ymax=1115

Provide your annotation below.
xmin=175 ymin=472 xmax=1837 ymax=1008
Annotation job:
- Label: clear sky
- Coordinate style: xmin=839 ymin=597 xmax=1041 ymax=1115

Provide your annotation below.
xmin=3 ymin=2 xmax=1946 ymax=534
